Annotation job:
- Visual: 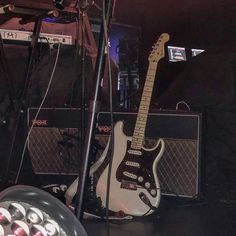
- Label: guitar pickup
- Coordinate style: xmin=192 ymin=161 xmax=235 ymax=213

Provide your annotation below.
xmin=120 ymin=180 xmax=137 ymax=190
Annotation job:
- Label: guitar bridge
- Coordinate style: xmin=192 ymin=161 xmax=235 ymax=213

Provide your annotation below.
xmin=120 ymin=180 xmax=137 ymax=190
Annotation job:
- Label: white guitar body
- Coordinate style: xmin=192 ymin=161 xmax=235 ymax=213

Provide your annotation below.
xmin=96 ymin=121 xmax=165 ymax=216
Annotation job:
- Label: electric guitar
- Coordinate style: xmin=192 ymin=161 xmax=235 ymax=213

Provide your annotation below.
xmin=65 ymin=33 xmax=170 ymax=216
xmin=96 ymin=33 xmax=170 ymax=216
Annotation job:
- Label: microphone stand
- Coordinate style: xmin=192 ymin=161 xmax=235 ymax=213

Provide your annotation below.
xmin=2 ymin=10 xmax=58 ymax=186
xmin=77 ymin=2 xmax=87 ymax=196
xmin=75 ymin=0 xmax=114 ymax=221
xmin=3 ymin=17 xmax=43 ymax=186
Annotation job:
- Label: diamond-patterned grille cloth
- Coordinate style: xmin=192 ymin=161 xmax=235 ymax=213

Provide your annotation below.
xmin=28 ymin=128 xmax=199 ymax=198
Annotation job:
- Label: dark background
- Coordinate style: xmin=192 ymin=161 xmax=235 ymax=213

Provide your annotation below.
xmin=0 ymin=0 xmax=236 ymax=198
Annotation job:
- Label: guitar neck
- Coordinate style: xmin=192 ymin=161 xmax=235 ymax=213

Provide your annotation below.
xmin=131 ymin=62 xmax=158 ymax=150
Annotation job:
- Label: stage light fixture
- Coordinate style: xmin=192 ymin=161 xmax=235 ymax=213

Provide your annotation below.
xmin=0 ymin=185 xmax=87 ymax=236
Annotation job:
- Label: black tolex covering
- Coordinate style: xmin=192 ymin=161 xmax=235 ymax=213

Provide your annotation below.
xmin=0 ymin=44 xmax=93 ymax=185
xmin=156 ymin=44 xmax=236 ymax=195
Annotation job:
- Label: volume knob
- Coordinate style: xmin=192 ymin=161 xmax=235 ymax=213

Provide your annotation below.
xmin=138 ymin=176 xmax=144 ymax=183
xmin=145 ymin=182 xmax=151 ymax=188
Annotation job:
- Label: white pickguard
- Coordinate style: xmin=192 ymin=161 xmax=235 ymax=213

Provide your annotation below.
xmin=96 ymin=121 xmax=165 ymax=216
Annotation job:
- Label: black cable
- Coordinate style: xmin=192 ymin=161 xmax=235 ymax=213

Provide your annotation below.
xmin=102 ymin=0 xmax=115 ymax=227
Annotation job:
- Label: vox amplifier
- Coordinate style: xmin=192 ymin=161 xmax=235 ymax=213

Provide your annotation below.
xmin=27 ymin=108 xmax=202 ymax=198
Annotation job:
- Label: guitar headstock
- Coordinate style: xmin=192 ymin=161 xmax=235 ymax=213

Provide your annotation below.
xmin=148 ymin=33 xmax=170 ymax=62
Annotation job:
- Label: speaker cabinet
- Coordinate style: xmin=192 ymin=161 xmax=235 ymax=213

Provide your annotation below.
xmin=27 ymin=108 xmax=201 ymax=198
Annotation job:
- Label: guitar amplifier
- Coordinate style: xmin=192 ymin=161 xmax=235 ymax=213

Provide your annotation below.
xmin=27 ymin=108 xmax=202 ymax=198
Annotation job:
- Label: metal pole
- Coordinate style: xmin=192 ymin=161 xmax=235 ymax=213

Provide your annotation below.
xmin=75 ymin=0 xmax=114 ymax=221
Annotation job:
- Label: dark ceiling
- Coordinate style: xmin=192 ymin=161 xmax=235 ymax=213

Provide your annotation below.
xmin=1 ymin=0 xmax=236 ymax=49
xmin=108 ymin=0 xmax=236 ymax=49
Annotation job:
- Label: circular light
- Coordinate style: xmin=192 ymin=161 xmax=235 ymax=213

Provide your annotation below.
xmin=26 ymin=208 xmax=43 ymax=224
xmin=30 ymin=224 xmax=47 ymax=236
xmin=9 ymin=203 xmax=26 ymax=220
xmin=0 ymin=208 xmax=11 ymax=225
xmin=11 ymin=220 xmax=29 ymax=236
xmin=44 ymin=219 xmax=59 ymax=235
xmin=0 ymin=225 xmax=4 ymax=236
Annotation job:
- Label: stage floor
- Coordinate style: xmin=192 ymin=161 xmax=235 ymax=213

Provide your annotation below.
xmin=82 ymin=197 xmax=236 ymax=236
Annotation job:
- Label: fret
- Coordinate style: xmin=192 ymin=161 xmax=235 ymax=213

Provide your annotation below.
xmin=134 ymin=123 xmax=145 ymax=128
xmin=147 ymin=68 xmax=157 ymax=74
xmin=132 ymin=136 xmax=143 ymax=144
xmin=137 ymin=116 xmax=146 ymax=121
xmin=145 ymin=81 xmax=154 ymax=86
xmin=132 ymin=140 xmax=143 ymax=146
xmin=131 ymin=142 xmax=143 ymax=147
xmin=140 ymin=98 xmax=151 ymax=103
xmin=142 ymin=97 xmax=151 ymax=102
xmin=134 ymin=127 xmax=145 ymax=133
xmin=146 ymin=76 xmax=154 ymax=81
xmin=140 ymin=102 xmax=149 ymax=107
xmin=143 ymin=87 xmax=153 ymax=92
xmin=142 ymin=91 xmax=151 ymax=97
xmin=134 ymin=126 xmax=145 ymax=131
xmin=133 ymin=126 xmax=145 ymax=133
xmin=135 ymin=124 xmax=146 ymax=129
xmin=134 ymin=129 xmax=144 ymax=133
xmin=135 ymin=122 xmax=145 ymax=127
xmin=144 ymin=81 xmax=154 ymax=87
xmin=140 ymin=101 xmax=150 ymax=107
xmin=140 ymin=99 xmax=150 ymax=103
xmin=139 ymin=106 xmax=148 ymax=110
xmin=139 ymin=103 xmax=150 ymax=109
xmin=139 ymin=105 xmax=149 ymax=110
xmin=148 ymin=66 xmax=157 ymax=70
xmin=139 ymin=103 xmax=149 ymax=109
xmin=136 ymin=120 xmax=146 ymax=125
xmin=149 ymin=62 xmax=158 ymax=67
xmin=136 ymin=118 xmax=146 ymax=123
xmin=133 ymin=132 xmax=144 ymax=137
xmin=146 ymin=73 xmax=156 ymax=77
xmin=136 ymin=110 xmax=147 ymax=116
xmin=137 ymin=111 xmax=148 ymax=116
xmin=132 ymin=137 xmax=143 ymax=142
xmin=130 ymin=145 xmax=142 ymax=150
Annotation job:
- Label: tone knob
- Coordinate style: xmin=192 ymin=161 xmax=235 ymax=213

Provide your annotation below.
xmin=138 ymin=176 xmax=144 ymax=182
xmin=151 ymin=189 xmax=156 ymax=196
xmin=145 ymin=182 xmax=151 ymax=188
